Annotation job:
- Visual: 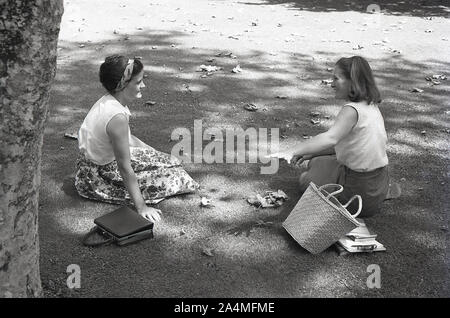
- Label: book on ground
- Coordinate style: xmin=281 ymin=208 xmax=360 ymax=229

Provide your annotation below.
xmin=336 ymin=220 xmax=386 ymax=254
xmin=337 ymin=236 xmax=386 ymax=253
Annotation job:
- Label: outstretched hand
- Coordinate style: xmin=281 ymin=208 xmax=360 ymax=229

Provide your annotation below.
xmin=268 ymin=151 xmax=294 ymax=164
xmin=269 ymin=152 xmax=313 ymax=166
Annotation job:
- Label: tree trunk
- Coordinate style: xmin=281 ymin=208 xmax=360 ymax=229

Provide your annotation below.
xmin=0 ymin=0 xmax=63 ymax=297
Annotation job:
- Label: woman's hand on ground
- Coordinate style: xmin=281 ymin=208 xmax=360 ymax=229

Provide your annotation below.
xmin=138 ymin=206 xmax=162 ymax=223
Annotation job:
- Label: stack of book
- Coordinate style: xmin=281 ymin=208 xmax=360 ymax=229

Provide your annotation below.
xmin=335 ymin=219 xmax=386 ymax=255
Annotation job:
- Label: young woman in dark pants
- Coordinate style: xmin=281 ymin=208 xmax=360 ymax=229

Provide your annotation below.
xmin=273 ymin=56 xmax=399 ymax=217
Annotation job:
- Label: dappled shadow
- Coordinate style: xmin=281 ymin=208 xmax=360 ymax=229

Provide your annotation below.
xmin=238 ymin=0 xmax=450 ymax=17
xmin=39 ymin=14 xmax=449 ymax=297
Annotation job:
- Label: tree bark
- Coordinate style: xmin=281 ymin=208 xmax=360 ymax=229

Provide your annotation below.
xmin=0 ymin=0 xmax=63 ymax=297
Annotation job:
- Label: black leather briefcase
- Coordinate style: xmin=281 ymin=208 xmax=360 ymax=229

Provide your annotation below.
xmin=82 ymin=206 xmax=154 ymax=247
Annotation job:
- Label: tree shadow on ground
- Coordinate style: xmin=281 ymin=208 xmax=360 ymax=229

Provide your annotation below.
xmin=39 ymin=26 xmax=449 ymax=297
xmin=238 ymin=0 xmax=450 ymax=17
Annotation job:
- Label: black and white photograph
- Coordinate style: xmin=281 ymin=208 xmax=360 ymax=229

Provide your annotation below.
xmin=0 ymin=0 xmax=449 ymax=305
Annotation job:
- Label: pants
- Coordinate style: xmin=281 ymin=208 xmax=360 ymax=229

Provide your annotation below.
xmin=298 ymin=155 xmax=389 ymax=218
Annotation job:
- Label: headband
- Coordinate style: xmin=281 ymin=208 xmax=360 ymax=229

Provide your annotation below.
xmin=115 ymin=59 xmax=134 ymax=92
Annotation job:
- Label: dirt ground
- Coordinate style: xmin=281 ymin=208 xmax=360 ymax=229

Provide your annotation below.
xmin=39 ymin=0 xmax=449 ymax=297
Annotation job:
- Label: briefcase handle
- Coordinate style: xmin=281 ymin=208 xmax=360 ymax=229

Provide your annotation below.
xmin=82 ymin=226 xmax=114 ymax=247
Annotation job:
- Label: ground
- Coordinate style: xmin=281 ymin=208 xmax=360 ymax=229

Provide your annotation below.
xmin=39 ymin=0 xmax=449 ymax=297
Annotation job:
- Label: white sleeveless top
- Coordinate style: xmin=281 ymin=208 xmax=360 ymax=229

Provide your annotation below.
xmin=78 ymin=94 xmax=132 ymax=165
xmin=334 ymin=101 xmax=388 ymax=172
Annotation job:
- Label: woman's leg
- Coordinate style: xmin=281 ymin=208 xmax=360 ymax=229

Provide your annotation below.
xmin=340 ymin=166 xmax=389 ymax=218
xmin=130 ymin=147 xmax=199 ymax=203
xmin=298 ymin=155 xmax=343 ymax=192
xmin=75 ymin=155 xmax=128 ymax=205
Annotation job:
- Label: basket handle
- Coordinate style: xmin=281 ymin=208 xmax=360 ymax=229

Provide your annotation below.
xmin=318 ymin=183 xmax=344 ymax=199
xmin=342 ymin=195 xmax=362 ymax=218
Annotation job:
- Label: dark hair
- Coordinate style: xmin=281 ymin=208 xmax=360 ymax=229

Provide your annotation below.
xmin=99 ymin=55 xmax=144 ymax=93
xmin=335 ymin=56 xmax=381 ymax=104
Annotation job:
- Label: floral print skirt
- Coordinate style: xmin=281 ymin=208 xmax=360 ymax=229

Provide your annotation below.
xmin=75 ymin=147 xmax=199 ymax=205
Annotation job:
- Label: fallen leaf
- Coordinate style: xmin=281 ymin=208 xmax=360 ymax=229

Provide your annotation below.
xmin=202 ymin=248 xmax=214 ymax=257
xmin=200 ymin=197 xmax=212 ymax=207
xmin=426 ymin=74 xmax=447 ymax=81
xmin=198 ymin=64 xmax=220 ymax=72
xmin=243 ymin=103 xmax=258 ymax=111
xmin=64 ymin=132 xmax=78 ymax=140
xmin=247 ymin=190 xmax=288 ymax=208
xmin=270 ymin=189 xmax=288 ymax=200
xmin=388 ymin=48 xmax=402 ymax=54
xmin=231 ymin=65 xmax=242 ymax=73
xmin=247 ymin=195 xmax=262 ymax=206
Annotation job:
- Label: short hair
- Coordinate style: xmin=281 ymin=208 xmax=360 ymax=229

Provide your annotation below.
xmin=335 ymin=56 xmax=381 ymax=104
xmin=99 ymin=55 xmax=144 ymax=93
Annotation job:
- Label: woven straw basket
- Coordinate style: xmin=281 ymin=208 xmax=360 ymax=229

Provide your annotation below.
xmin=283 ymin=183 xmax=362 ymax=254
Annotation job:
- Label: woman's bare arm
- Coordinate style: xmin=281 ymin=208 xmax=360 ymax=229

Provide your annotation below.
xmin=272 ymin=106 xmax=357 ymax=163
xmin=106 ymin=114 xmax=160 ymax=222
